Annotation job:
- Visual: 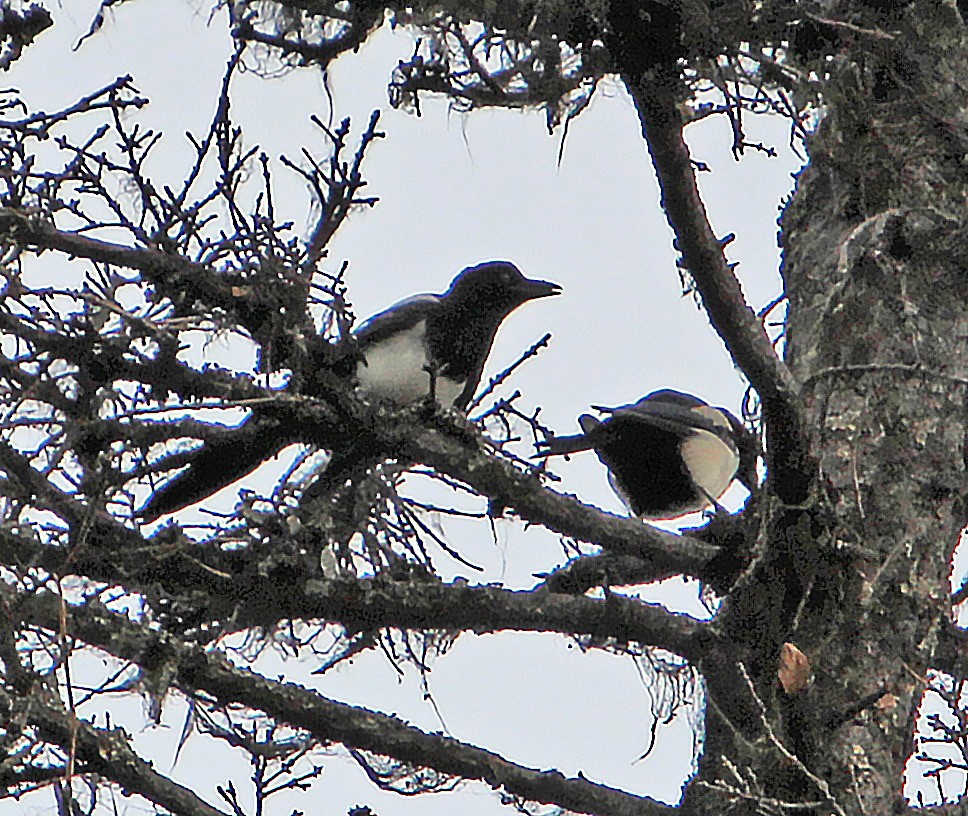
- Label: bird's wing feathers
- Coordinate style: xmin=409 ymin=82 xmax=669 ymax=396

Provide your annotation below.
xmin=609 ymin=398 xmax=731 ymax=441
xmin=592 ymin=389 xmax=705 ymax=414
xmin=354 ymin=294 xmax=440 ymax=347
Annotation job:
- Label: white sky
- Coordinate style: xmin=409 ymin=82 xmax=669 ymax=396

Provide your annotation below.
xmin=1 ymin=1 xmax=816 ymax=814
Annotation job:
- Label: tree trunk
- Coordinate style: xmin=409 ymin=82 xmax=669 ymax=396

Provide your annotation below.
xmin=683 ymin=2 xmax=968 ymax=812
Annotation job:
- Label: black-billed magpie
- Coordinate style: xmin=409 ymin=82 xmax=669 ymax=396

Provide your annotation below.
xmin=353 ymin=260 xmax=560 ymax=409
xmin=300 ymin=261 xmax=560 ymax=501
xmin=139 ymin=261 xmax=558 ymax=519
xmin=537 ymin=389 xmax=758 ymax=519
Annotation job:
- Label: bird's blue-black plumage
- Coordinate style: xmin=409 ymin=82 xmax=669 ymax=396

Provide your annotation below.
xmin=538 ymin=389 xmax=757 ymax=519
xmin=354 ymin=260 xmax=560 ymax=409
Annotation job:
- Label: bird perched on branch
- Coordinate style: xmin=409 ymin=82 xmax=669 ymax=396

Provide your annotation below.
xmin=140 ymin=261 xmax=559 ymax=519
xmin=352 ymin=260 xmax=560 ymax=409
xmin=536 ymin=389 xmax=758 ymax=519
xmin=305 ymin=260 xmax=560 ymax=498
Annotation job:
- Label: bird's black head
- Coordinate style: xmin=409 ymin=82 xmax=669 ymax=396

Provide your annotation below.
xmin=445 ymin=261 xmax=561 ymax=315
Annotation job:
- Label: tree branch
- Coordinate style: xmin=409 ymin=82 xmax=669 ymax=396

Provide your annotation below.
xmin=0 ymin=4 xmax=53 ymax=71
xmin=538 ymin=552 xmax=676 ymax=595
xmin=0 ymin=208 xmax=236 ymax=314
xmin=0 ymin=391 xmax=725 ymax=585
xmin=612 ymin=54 xmax=814 ymax=505
xmin=234 ymin=10 xmax=381 ymax=69
xmin=285 ymin=576 xmax=705 ymax=658
xmin=406 ymin=420 xmax=723 ymax=578
xmin=30 ymin=595 xmax=678 ymax=816
xmin=28 ymin=684 xmax=230 ymax=816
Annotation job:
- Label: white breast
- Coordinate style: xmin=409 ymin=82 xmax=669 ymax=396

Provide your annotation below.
xmin=680 ymin=428 xmax=739 ymax=504
xmin=356 ymin=320 xmax=464 ymax=406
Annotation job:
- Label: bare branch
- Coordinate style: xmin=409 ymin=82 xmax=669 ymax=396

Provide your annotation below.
xmin=297 ymin=110 xmax=383 ymax=263
xmin=405 ymin=417 xmax=724 ymax=578
xmin=0 ymin=76 xmax=142 ymax=135
xmin=29 ymin=684 xmax=230 ymax=816
xmin=0 ymin=208 xmax=234 ymax=312
xmin=231 ymin=0 xmax=385 ymax=70
xmin=30 ymin=595 xmax=679 ymax=816
xmin=537 ymin=552 xmax=673 ymax=595
xmin=284 ymin=576 xmax=705 ymax=658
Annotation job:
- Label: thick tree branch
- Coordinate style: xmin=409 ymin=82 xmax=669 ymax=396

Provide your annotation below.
xmin=64 ymin=392 xmax=723 ymax=588
xmin=1 ymin=427 xmax=706 ymax=654
xmin=281 ymin=576 xmax=705 ymax=658
xmin=538 ymin=553 xmax=664 ymax=594
xmin=29 ymin=595 xmax=677 ymax=816
xmin=609 ymin=52 xmax=814 ymax=505
xmin=28 ymin=685 xmax=230 ymax=816
xmin=406 ymin=420 xmax=723 ymax=577
xmin=539 ymin=512 xmax=752 ymax=596
xmin=630 ymin=69 xmax=797 ymax=400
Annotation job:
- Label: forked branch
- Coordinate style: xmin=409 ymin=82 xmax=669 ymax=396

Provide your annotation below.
xmin=31 ymin=595 xmax=678 ymax=816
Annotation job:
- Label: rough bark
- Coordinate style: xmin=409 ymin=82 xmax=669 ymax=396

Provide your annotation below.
xmin=681 ymin=2 xmax=968 ymax=813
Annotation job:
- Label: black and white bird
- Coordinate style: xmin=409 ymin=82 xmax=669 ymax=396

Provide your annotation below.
xmin=537 ymin=389 xmax=758 ymax=519
xmin=352 ymin=260 xmax=560 ymax=409
xmin=140 ymin=261 xmax=558 ymax=519
xmin=303 ymin=260 xmax=559 ymax=500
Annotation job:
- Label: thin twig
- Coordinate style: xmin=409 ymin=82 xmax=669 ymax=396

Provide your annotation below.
xmin=738 ymin=662 xmax=847 ymax=816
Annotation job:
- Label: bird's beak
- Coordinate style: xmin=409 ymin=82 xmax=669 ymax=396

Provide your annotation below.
xmin=519 ymin=278 xmax=562 ymax=301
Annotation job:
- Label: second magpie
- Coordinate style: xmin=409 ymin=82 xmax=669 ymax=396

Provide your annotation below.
xmin=537 ymin=389 xmax=758 ymax=519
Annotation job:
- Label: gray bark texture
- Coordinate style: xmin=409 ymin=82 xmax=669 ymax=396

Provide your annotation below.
xmin=678 ymin=2 xmax=968 ymax=813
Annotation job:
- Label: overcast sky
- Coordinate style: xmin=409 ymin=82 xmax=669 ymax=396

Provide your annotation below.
xmin=3 ymin=1 xmax=808 ymax=813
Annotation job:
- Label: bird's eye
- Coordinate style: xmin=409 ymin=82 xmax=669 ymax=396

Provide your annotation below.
xmin=499 ymin=268 xmax=512 ymax=283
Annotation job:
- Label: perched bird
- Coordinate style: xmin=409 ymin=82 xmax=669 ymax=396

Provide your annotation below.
xmin=537 ymin=389 xmax=758 ymax=519
xmin=304 ymin=260 xmax=560 ymax=499
xmin=140 ymin=261 xmax=558 ymax=519
xmin=353 ymin=260 xmax=560 ymax=409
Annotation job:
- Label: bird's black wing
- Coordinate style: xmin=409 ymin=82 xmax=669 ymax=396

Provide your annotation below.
xmin=598 ymin=394 xmax=726 ymax=440
xmin=607 ymin=393 xmax=760 ymax=488
xmin=354 ymin=294 xmax=440 ymax=349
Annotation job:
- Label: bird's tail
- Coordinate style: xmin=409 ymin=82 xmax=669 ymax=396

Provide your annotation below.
xmin=534 ymin=415 xmax=601 ymax=457
xmin=138 ymin=423 xmax=286 ymax=521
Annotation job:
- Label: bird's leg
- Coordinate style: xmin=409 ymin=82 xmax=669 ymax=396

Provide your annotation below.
xmin=421 ymin=362 xmax=439 ymax=403
xmin=419 ymin=362 xmax=441 ymax=419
